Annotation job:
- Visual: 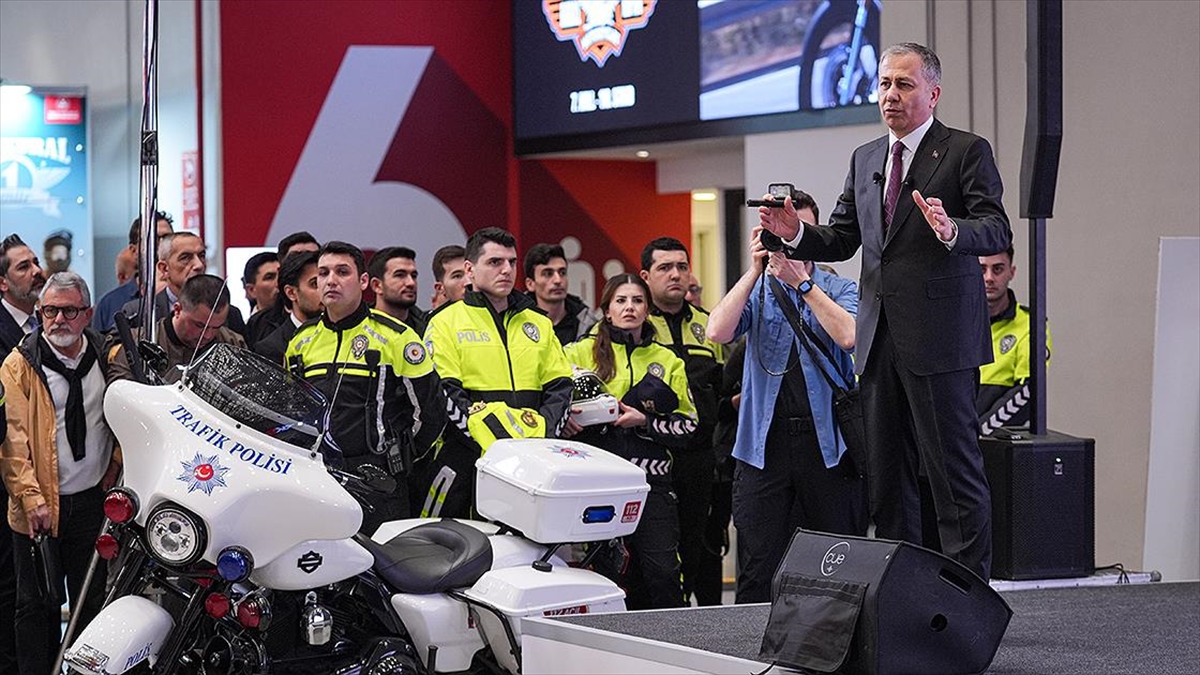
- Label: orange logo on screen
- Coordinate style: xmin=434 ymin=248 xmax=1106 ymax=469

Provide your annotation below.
xmin=543 ymin=0 xmax=657 ymax=67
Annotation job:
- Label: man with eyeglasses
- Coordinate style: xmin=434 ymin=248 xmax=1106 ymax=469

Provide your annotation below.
xmin=1 ymin=271 xmax=121 ymax=675
xmin=108 ymin=274 xmax=246 ymax=384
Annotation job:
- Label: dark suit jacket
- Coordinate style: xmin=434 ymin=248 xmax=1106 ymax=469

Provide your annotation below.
xmin=789 ymin=119 xmax=1011 ymax=376
xmin=0 ymin=307 xmax=23 ymax=358
xmin=253 ymin=317 xmax=298 ymax=367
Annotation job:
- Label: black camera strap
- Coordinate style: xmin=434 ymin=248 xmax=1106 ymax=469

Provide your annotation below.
xmin=766 ymin=276 xmax=854 ymax=394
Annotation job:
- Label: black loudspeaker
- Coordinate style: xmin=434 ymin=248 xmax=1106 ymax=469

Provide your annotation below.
xmin=767 ymin=530 xmax=1012 ymax=675
xmin=1019 ymin=0 xmax=1063 ymax=219
xmin=981 ymin=429 xmax=1095 ymax=580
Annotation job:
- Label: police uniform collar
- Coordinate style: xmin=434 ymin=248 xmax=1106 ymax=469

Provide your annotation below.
xmin=603 ymin=320 xmax=656 ymax=348
xmin=991 ymin=289 xmax=1019 ymax=324
xmin=650 ymin=301 xmax=693 ymax=322
xmin=464 ymin=288 xmax=539 ymax=315
xmin=322 ymin=301 xmax=370 ymax=331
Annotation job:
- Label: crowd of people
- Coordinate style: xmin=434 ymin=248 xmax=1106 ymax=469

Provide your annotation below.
xmin=0 ymin=42 xmax=1043 ymax=674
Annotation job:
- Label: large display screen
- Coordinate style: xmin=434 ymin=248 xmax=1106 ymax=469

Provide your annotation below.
xmin=514 ymin=0 xmax=882 ymax=155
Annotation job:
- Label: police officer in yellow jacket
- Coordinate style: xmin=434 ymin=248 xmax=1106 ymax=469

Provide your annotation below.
xmin=977 ymin=246 xmax=1053 ymax=435
xmin=563 ymin=274 xmax=697 ymax=609
xmin=423 ymin=228 xmax=573 ymax=518
xmin=286 ymin=242 xmax=445 ymax=534
xmin=640 ymin=237 xmax=727 ymax=606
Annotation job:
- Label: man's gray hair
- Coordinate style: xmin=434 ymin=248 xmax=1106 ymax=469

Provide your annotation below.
xmin=158 ymin=231 xmax=200 ymax=263
xmin=882 ymin=42 xmax=942 ymax=87
xmin=39 ymin=271 xmax=91 ymax=306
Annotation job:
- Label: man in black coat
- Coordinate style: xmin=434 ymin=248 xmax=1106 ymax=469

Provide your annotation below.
xmin=760 ymin=43 xmax=1010 ymax=580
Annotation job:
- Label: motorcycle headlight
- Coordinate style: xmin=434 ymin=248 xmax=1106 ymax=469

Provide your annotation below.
xmin=145 ymin=503 xmax=207 ymax=566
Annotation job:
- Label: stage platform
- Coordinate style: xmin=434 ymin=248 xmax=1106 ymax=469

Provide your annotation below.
xmin=523 ymin=581 xmax=1198 ymax=674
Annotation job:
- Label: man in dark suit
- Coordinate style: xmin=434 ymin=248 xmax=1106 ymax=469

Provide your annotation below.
xmin=760 ymin=43 xmax=1010 ymax=580
xmin=120 ymin=232 xmax=246 ymax=336
xmin=0 ymin=234 xmax=43 ymax=671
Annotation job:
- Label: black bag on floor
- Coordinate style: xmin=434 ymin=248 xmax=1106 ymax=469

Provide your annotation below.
xmin=32 ymin=533 xmax=64 ymax=605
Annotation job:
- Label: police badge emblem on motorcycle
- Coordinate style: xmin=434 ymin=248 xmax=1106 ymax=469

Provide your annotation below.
xmin=522 ymin=322 xmax=540 ymax=342
xmin=351 ymin=334 xmax=370 ymax=359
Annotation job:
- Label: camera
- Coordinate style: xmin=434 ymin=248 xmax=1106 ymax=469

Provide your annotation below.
xmin=759 ymin=229 xmax=785 ymax=252
xmin=745 ymin=182 xmax=797 ymax=209
xmin=769 ymin=182 xmax=795 ymax=201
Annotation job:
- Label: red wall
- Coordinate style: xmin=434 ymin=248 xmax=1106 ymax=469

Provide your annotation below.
xmin=219 ymin=0 xmax=690 ymax=288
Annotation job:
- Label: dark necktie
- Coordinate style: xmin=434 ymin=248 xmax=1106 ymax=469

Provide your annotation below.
xmin=883 ymin=140 xmax=906 ymax=232
xmin=38 ymin=336 xmax=98 ymax=461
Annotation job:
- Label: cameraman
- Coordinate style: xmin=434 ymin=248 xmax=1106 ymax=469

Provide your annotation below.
xmin=707 ymin=191 xmax=867 ymax=603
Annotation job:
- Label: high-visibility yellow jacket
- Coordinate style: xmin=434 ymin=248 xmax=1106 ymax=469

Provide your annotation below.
xmin=286 ymin=302 xmax=445 ymax=465
xmin=425 ymin=290 xmax=573 ymax=452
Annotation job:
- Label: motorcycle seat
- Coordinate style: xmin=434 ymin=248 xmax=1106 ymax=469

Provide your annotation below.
xmin=354 ymin=520 xmax=494 ymax=594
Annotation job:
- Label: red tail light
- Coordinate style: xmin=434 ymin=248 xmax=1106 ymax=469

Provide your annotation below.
xmin=95 ymin=533 xmax=120 ymax=560
xmin=205 ymin=592 xmax=231 ymax=619
xmin=103 ymin=489 xmax=138 ymax=524
xmin=236 ymin=597 xmax=271 ymax=630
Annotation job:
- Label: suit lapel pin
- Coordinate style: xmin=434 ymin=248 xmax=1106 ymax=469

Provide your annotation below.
xmin=932 ymin=150 xmax=939 ymax=159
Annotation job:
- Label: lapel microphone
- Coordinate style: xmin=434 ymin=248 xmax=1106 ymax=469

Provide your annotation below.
xmin=872 ymin=172 xmax=883 ymax=185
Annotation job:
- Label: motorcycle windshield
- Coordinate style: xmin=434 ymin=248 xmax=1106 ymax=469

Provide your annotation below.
xmin=183 ymin=344 xmax=327 ymax=450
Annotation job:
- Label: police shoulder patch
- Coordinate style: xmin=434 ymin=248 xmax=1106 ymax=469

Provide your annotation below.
xmin=351 ymin=334 xmax=370 ymax=359
xmin=647 ymin=362 xmax=665 ymax=379
xmin=522 ymin=321 xmax=541 ymax=342
xmin=404 ymin=341 xmax=426 ymax=365
xmin=999 ymin=334 xmax=1018 ymax=355
xmin=690 ymin=322 xmax=705 ymax=342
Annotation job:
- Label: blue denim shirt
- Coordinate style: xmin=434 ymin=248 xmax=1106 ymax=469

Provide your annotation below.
xmin=92 ymin=278 xmax=140 ymax=333
xmin=731 ymin=267 xmax=858 ymax=470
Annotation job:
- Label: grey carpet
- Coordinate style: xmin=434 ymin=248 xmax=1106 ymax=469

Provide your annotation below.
xmin=552 ymin=581 xmax=1199 ymax=674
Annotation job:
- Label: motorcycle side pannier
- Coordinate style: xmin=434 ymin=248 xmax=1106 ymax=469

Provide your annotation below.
xmin=463 ymin=565 xmax=626 ymax=674
xmin=475 ymin=439 xmax=650 ymax=544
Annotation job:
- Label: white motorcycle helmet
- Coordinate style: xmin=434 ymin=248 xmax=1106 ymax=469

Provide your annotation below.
xmin=569 ymin=368 xmax=619 ymax=427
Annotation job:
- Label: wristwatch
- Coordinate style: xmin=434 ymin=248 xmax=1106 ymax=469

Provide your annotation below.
xmin=797 ymin=279 xmax=814 ymax=295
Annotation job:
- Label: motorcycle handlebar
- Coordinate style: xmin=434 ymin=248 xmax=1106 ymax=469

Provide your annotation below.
xmin=328 ymin=465 xmax=398 ymax=498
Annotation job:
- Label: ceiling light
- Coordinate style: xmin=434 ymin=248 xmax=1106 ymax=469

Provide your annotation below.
xmin=692 ymin=191 xmax=717 ymax=202
xmin=635 ymin=150 xmax=650 ymax=158
xmin=0 ymin=82 xmax=32 ymax=97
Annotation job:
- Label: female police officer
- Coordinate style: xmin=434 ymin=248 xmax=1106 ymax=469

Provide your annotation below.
xmin=562 ymin=274 xmax=697 ymax=610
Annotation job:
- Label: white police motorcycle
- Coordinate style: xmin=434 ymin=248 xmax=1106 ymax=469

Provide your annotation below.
xmin=62 ymin=344 xmax=648 ymax=674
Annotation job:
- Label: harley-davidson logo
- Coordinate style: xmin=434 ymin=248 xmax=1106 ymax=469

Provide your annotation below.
xmin=542 ymin=0 xmax=656 ymax=68
xmin=297 ymin=551 xmax=323 ymax=574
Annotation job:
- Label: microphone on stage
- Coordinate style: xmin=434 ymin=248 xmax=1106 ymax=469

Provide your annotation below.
xmin=872 ymin=172 xmax=884 ymax=185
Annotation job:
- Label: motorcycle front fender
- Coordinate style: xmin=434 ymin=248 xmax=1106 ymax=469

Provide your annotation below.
xmin=63 ymin=595 xmax=174 ymax=674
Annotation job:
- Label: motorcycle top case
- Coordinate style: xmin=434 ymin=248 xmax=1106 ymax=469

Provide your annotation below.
xmin=475 ymin=439 xmax=649 ymax=544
